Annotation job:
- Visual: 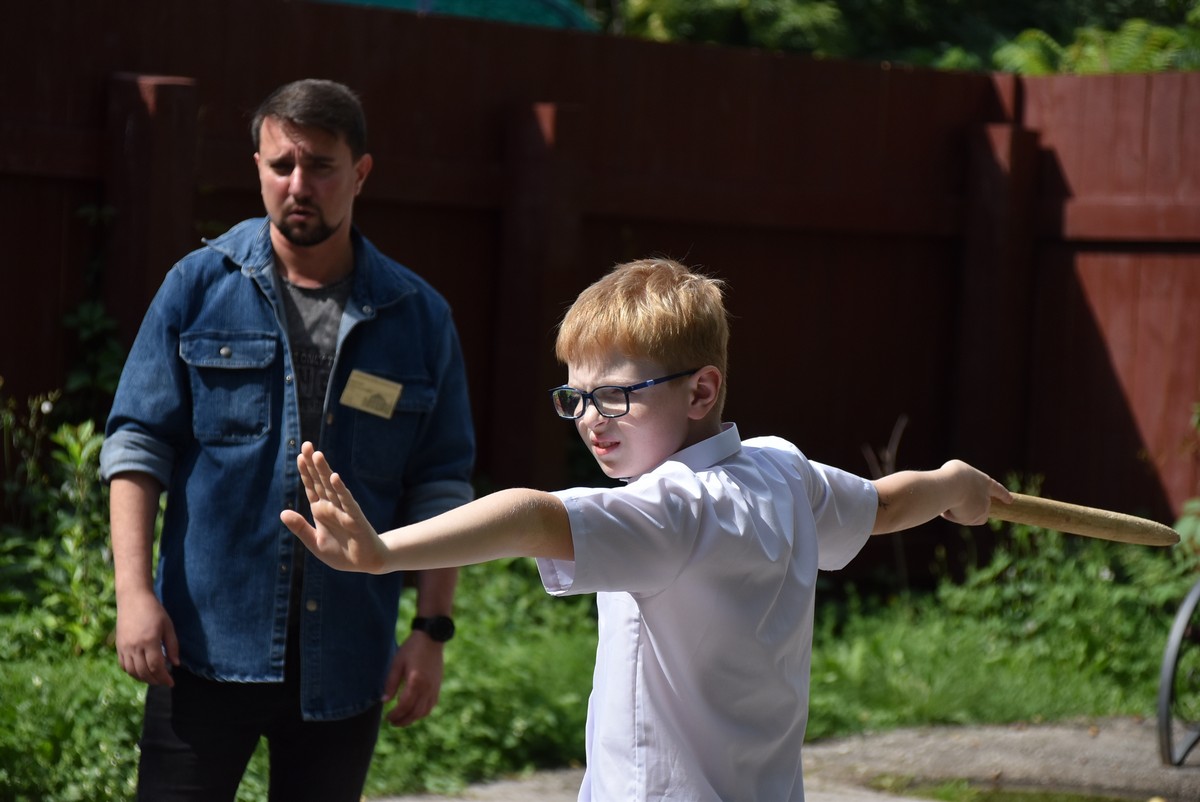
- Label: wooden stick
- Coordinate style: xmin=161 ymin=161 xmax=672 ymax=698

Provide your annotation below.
xmin=988 ymin=493 xmax=1179 ymax=547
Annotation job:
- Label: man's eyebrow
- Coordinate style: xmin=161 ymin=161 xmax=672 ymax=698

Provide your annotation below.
xmin=265 ymin=153 xmax=336 ymax=167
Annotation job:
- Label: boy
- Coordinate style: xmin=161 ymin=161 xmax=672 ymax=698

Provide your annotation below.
xmin=283 ymin=258 xmax=1011 ymax=801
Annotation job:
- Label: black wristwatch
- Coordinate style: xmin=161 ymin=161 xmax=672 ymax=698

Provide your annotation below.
xmin=412 ymin=615 xmax=455 ymax=643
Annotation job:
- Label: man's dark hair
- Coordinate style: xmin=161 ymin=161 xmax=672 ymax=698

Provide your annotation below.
xmin=250 ymin=79 xmax=368 ymax=158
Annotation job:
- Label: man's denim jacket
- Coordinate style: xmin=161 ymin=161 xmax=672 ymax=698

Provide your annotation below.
xmin=100 ymin=218 xmax=476 ymax=719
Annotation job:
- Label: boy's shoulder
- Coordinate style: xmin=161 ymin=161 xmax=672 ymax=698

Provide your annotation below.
xmin=741 ymin=434 xmax=805 ymax=460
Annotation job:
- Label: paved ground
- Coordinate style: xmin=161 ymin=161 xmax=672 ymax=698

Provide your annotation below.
xmin=374 ymin=716 xmax=1200 ymax=801
xmin=805 ymin=716 xmax=1200 ymax=801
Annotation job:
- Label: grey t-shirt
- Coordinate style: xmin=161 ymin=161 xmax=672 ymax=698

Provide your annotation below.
xmin=276 ymin=266 xmax=353 ymax=675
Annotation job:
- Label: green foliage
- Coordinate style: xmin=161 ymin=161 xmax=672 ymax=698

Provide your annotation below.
xmin=59 ymin=301 xmax=127 ymax=425
xmin=992 ymin=28 xmax=1068 ymax=74
xmin=0 ymin=656 xmax=142 ymax=802
xmin=605 ymin=0 xmax=1200 ymax=73
xmin=995 ymin=18 xmax=1190 ymax=74
xmin=626 ymin=0 xmax=849 ymax=56
xmin=1 ymin=387 xmax=60 ymax=534
xmin=808 ymin=510 xmax=1197 ymax=740
xmin=0 ymin=387 xmax=115 ymax=658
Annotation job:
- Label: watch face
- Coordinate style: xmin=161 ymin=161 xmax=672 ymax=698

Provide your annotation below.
xmin=416 ymin=616 xmax=455 ymax=642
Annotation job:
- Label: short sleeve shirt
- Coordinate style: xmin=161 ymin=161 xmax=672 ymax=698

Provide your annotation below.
xmin=537 ymin=423 xmax=877 ymax=801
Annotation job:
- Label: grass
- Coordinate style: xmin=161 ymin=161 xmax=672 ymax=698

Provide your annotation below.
xmin=877 ymin=776 xmax=1141 ymax=802
xmin=805 ymin=520 xmax=1197 ymax=742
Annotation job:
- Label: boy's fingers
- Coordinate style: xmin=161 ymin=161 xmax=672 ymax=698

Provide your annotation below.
xmin=296 ymin=452 xmax=322 ymax=504
xmin=329 ymin=471 xmax=365 ymax=521
xmin=281 ymin=509 xmax=314 ymax=542
xmin=311 ymin=449 xmax=339 ymax=505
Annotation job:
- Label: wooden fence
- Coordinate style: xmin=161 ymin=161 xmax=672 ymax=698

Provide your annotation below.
xmin=3 ymin=0 xmax=1198 ymax=579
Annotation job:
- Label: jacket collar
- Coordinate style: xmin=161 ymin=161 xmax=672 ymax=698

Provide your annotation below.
xmin=203 ymin=217 xmax=418 ymax=309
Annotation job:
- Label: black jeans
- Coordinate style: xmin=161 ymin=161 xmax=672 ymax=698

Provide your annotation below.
xmin=136 ymin=668 xmax=382 ymax=802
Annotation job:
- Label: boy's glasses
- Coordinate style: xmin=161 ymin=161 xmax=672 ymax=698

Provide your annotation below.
xmin=549 ymin=369 xmax=699 ymax=420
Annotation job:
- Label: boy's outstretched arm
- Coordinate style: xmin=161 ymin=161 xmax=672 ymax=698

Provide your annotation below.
xmin=871 ymin=459 xmax=1011 ymax=535
xmin=281 ymin=442 xmax=574 ymax=574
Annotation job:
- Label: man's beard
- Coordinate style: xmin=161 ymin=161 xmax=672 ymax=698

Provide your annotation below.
xmin=275 ymin=211 xmax=339 ymax=247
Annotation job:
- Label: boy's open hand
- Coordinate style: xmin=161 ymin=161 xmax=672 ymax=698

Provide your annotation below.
xmin=281 ymin=442 xmax=388 ymax=574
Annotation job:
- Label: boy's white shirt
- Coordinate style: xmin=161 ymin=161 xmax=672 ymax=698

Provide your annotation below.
xmin=537 ymin=422 xmax=878 ymax=802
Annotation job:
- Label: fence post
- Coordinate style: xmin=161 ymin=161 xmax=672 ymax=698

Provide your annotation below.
xmin=950 ymin=116 xmax=1039 ymax=477
xmin=489 ymin=102 xmax=584 ymax=489
xmin=104 ymin=74 xmax=197 ymax=346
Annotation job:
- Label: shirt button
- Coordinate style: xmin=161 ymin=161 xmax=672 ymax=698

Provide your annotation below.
xmin=280 ymin=563 xmax=288 ymax=573
xmin=306 ymin=600 xmax=319 ymax=613
xmin=288 ymin=438 xmax=296 ymax=448
xmin=219 ymin=346 xmax=232 ymax=358
xmin=362 ymin=304 xmax=373 ymax=315
xmin=285 ymin=375 xmax=294 ymax=384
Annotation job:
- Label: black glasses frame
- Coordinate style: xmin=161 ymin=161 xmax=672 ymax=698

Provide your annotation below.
xmin=549 ymin=369 xmax=700 ymax=420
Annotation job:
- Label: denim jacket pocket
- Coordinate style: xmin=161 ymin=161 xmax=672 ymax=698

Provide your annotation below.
xmin=180 ymin=331 xmax=278 ymax=443
xmin=350 ymin=377 xmax=436 ymax=485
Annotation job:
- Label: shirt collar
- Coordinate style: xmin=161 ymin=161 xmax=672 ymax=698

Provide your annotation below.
xmin=625 ymin=422 xmax=740 ymax=481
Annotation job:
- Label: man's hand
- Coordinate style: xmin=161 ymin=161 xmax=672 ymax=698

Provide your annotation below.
xmin=383 ymin=633 xmax=444 ymax=727
xmin=281 ymin=442 xmax=389 ymax=573
xmin=115 ymin=588 xmax=180 ymax=686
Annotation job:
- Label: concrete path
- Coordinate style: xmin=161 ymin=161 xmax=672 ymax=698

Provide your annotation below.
xmin=374 ymin=716 xmax=1200 ymax=801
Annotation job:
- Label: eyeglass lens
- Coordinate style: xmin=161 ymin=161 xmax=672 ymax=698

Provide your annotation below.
xmin=551 ymin=386 xmax=630 ymax=419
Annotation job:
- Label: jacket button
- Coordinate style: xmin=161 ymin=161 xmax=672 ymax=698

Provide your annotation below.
xmin=219 ymin=346 xmax=232 ymax=358
xmin=306 ymin=600 xmax=319 ymax=612
xmin=362 ymin=304 xmax=373 ymax=315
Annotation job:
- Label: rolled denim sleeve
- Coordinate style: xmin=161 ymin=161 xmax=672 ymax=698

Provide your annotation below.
xmin=99 ymin=428 xmax=176 ymax=487
xmin=99 ymin=267 xmax=190 ymax=486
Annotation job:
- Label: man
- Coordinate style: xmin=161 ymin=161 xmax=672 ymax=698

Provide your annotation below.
xmin=100 ymin=79 xmax=476 ymax=801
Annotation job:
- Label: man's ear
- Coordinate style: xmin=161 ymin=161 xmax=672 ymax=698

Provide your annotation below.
xmin=353 ymin=152 xmax=373 ymax=194
xmin=687 ymin=366 xmax=722 ymax=420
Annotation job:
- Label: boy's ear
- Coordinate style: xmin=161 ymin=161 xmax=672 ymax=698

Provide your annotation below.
xmin=687 ymin=366 xmax=722 ymax=420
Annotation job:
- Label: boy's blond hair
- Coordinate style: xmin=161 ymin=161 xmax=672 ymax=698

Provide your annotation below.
xmin=556 ymin=258 xmax=729 ymax=413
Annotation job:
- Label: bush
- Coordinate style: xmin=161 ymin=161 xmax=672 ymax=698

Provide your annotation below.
xmin=0 ymin=655 xmax=141 ymax=802
xmin=807 ymin=509 xmax=1199 ymax=741
xmin=1 ymin=390 xmax=115 ymax=659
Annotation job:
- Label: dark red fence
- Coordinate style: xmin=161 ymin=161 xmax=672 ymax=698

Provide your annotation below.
xmin=4 ymin=0 xmax=1198 ymax=579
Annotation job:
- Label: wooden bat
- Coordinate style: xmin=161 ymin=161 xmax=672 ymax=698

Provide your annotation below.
xmin=988 ymin=493 xmax=1180 ymax=547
